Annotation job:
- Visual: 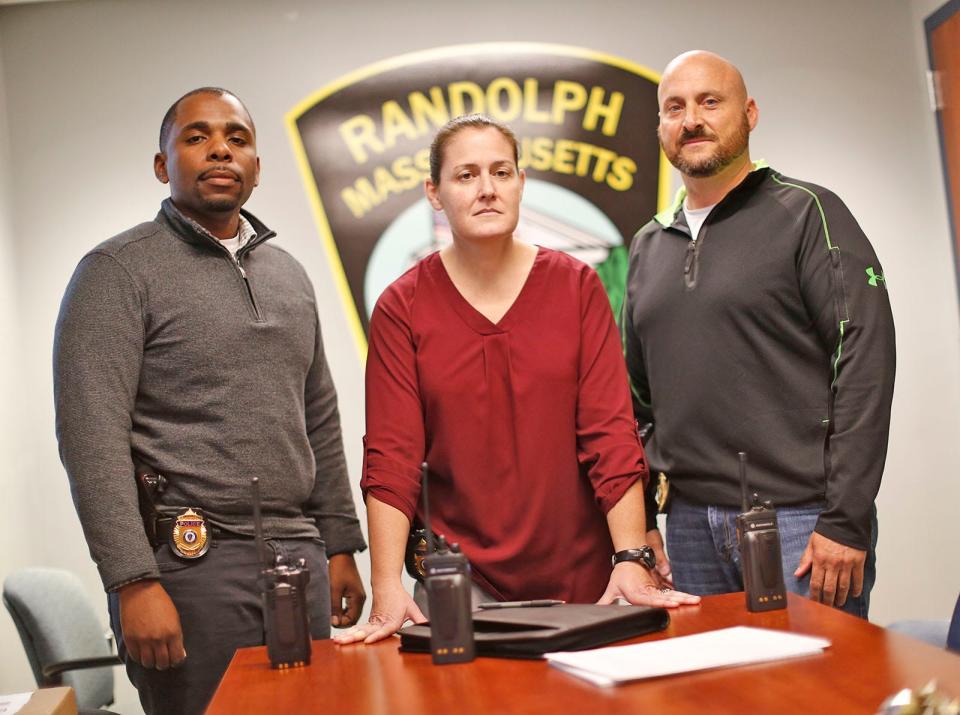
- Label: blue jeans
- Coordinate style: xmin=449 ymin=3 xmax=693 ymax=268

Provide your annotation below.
xmin=665 ymin=496 xmax=877 ymax=619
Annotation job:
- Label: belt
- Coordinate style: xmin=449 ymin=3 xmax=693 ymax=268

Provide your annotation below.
xmin=145 ymin=509 xmax=250 ymax=559
xmin=152 ymin=517 xmax=254 ymax=545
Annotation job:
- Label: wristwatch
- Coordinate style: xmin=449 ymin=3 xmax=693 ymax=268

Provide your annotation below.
xmin=612 ymin=546 xmax=656 ymax=570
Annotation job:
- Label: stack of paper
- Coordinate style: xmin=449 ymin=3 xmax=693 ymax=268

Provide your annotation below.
xmin=0 ymin=692 xmax=32 ymax=715
xmin=545 ymin=626 xmax=831 ymax=687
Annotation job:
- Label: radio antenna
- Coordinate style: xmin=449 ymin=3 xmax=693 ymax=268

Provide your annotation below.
xmin=252 ymin=477 xmax=268 ymax=570
xmin=421 ymin=462 xmax=435 ymax=554
xmin=738 ymin=452 xmax=750 ymax=512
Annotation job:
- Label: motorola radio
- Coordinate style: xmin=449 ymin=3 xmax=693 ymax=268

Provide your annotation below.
xmin=420 ymin=462 xmax=475 ymax=664
xmin=252 ymin=477 xmax=312 ymax=668
xmin=734 ymin=452 xmax=787 ymax=612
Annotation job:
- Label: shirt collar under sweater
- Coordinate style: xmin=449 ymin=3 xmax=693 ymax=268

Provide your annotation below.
xmin=156 ymin=198 xmax=276 ymax=253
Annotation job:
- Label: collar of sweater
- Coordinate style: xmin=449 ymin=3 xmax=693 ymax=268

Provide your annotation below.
xmin=654 ymin=159 xmax=770 ymax=228
xmin=156 ymin=198 xmax=277 ymax=252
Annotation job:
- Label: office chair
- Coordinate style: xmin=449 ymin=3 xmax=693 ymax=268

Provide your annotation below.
xmin=3 ymin=567 xmax=122 ymax=714
xmin=887 ymin=593 xmax=960 ymax=653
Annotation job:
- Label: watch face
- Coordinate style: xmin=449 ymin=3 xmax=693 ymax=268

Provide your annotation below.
xmin=638 ymin=546 xmax=656 ymax=570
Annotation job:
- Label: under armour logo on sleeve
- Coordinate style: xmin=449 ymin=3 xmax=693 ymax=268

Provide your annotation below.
xmin=865 ymin=267 xmax=886 ymax=287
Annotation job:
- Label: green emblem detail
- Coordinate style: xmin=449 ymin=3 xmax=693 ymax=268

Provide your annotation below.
xmin=865 ymin=266 xmax=885 ymax=287
xmin=595 ymin=245 xmax=628 ymax=317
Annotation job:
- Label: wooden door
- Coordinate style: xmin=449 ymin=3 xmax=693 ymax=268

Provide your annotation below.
xmin=927 ymin=1 xmax=960 ymax=298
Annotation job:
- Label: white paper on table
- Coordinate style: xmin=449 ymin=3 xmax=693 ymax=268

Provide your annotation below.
xmin=0 ymin=692 xmax=32 ymax=715
xmin=545 ymin=626 xmax=831 ymax=687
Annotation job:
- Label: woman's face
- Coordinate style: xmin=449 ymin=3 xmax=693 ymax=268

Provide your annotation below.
xmin=425 ymin=127 xmax=524 ymax=245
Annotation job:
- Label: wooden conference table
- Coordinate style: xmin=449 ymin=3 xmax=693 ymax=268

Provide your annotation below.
xmin=207 ymin=593 xmax=960 ymax=714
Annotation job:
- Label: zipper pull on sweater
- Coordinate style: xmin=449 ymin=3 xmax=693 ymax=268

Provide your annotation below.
xmin=683 ymin=241 xmax=698 ymax=289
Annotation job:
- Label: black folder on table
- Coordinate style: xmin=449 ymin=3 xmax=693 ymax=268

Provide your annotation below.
xmin=398 ymin=604 xmax=669 ymax=659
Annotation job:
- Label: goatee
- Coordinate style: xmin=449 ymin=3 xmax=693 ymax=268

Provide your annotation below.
xmin=203 ymin=198 xmax=240 ymax=213
xmin=663 ymin=114 xmax=751 ymax=178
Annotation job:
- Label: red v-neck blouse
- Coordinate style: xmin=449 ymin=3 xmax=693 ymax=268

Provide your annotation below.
xmin=361 ymin=247 xmax=648 ymax=602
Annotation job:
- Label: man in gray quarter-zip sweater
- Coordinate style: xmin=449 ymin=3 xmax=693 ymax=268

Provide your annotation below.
xmin=53 ymin=88 xmax=367 ymax=715
xmin=622 ymin=52 xmax=895 ymax=619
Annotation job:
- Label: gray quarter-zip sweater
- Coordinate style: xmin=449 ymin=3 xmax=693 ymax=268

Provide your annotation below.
xmin=54 ymin=200 xmax=366 ymax=592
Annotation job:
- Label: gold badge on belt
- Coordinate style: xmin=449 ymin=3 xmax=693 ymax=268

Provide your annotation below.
xmin=655 ymin=472 xmax=671 ymax=513
xmin=411 ymin=534 xmax=428 ymax=580
xmin=170 ymin=508 xmax=210 ymax=559
xmin=404 ymin=528 xmax=432 ymax=582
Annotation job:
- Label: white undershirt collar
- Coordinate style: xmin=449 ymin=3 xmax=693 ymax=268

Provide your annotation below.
xmin=682 ymin=200 xmax=717 ymax=242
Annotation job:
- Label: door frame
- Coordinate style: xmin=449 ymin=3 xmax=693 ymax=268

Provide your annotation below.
xmin=926 ymin=0 xmax=960 ymax=303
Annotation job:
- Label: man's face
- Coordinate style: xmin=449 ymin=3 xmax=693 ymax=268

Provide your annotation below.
xmin=154 ymin=92 xmax=259 ymax=230
xmin=657 ymin=56 xmax=757 ymax=178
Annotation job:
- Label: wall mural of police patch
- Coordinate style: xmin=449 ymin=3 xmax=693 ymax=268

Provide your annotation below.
xmin=288 ymin=43 xmax=667 ymax=356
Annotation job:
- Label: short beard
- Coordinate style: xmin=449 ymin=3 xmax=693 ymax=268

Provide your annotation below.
xmin=663 ymin=115 xmax=750 ymax=178
xmin=203 ymin=198 xmax=240 ymax=213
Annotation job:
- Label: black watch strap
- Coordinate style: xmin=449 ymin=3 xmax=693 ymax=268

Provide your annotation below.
xmin=612 ymin=546 xmax=656 ymax=570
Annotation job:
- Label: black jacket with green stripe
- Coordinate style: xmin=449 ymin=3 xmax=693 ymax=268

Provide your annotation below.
xmin=623 ymin=165 xmax=895 ymax=551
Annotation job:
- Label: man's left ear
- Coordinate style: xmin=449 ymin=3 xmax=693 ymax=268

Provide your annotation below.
xmin=746 ymin=98 xmax=759 ymax=132
xmin=254 ymin=156 xmax=261 ymax=188
xmin=154 ymin=152 xmax=169 ymax=184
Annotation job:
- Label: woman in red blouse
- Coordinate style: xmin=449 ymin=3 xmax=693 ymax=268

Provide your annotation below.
xmin=336 ymin=115 xmax=698 ymax=645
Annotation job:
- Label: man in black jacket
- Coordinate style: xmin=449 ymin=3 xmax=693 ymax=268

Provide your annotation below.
xmin=623 ymin=51 xmax=895 ymax=616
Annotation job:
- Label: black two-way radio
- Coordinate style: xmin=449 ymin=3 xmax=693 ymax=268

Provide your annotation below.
xmin=420 ymin=462 xmax=475 ymax=664
xmin=734 ymin=452 xmax=787 ymax=612
xmin=252 ymin=477 xmax=312 ymax=668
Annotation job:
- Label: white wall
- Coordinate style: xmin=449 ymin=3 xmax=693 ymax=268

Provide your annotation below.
xmin=0 ymin=24 xmax=35 ymax=698
xmin=0 ymin=0 xmax=958 ymax=706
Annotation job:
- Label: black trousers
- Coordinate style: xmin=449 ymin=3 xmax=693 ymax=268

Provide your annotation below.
xmin=108 ymin=538 xmax=330 ymax=715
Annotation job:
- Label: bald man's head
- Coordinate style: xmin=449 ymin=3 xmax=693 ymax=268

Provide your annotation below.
xmin=658 ymin=51 xmax=749 ymax=106
xmin=656 ymin=50 xmax=758 ymax=179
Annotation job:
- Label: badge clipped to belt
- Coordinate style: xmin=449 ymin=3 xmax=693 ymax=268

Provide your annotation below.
xmin=170 ymin=508 xmax=210 ymax=559
xmin=405 ymin=527 xmax=443 ymax=582
xmin=655 ymin=472 xmax=671 ymax=513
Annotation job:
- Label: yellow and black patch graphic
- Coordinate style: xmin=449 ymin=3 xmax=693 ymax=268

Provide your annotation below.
xmin=288 ymin=43 xmax=668 ymax=357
